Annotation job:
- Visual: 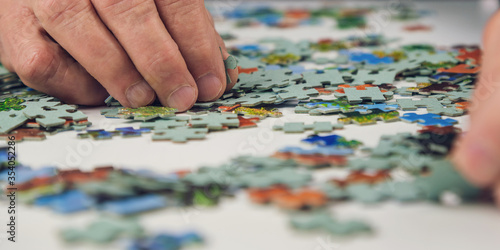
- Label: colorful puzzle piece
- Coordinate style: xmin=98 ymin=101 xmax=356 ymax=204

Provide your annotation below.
xmin=401 ymin=113 xmax=458 ymax=127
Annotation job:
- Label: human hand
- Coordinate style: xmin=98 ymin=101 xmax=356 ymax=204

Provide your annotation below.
xmin=0 ymin=0 xmax=238 ymax=111
xmin=452 ymin=10 xmax=500 ymax=205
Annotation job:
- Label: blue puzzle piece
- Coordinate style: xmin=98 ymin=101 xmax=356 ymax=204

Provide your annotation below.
xmin=349 ymin=52 xmax=394 ymax=65
xmin=235 ymin=44 xmax=262 ymax=53
xmin=115 ymin=127 xmax=151 ymax=137
xmin=401 ymin=113 xmax=458 ymax=127
xmin=34 ymin=190 xmax=95 ymax=213
xmin=265 ymin=65 xmax=282 ymax=70
xmin=101 ymin=194 xmax=168 ymax=215
xmin=0 ymin=166 xmax=57 ymax=184
xmin=128 ymin=231 xmax=203 ymax=250
xmin=0 ymin=147 xmax=6 ymax=164
xmin=429 ymin=72 xmax=472 ymax=84
xmin=287 ymin=65 xmax=315 ymax=75
xmin=83 ymin=129 xmax=119 ymax=139
xmin=278 ymin=146 xmax=353 ymax=156
xmin=302 ymin=134 xmax=343 ymax=147
xmin=355 ymin=103 xmax=399 ymax=113
xmin=257 ymin=14 xmax=282 ymax=26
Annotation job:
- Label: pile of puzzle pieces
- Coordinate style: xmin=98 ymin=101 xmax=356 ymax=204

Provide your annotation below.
xmin=0 ymin=126 xmax=481 ymax=243
xmin=0 ymin=81 xmax=91 ymax=141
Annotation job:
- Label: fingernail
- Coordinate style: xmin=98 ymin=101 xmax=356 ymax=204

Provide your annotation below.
xmin=466 ymin=141 xmax=500 ymax=178
xmin=126 ymin=80 xmax=155 ymax=108
xmin=196 ymin=73 xmax=223 ymax=101
xmin=167 ymin=85 xmax=196 ymax=111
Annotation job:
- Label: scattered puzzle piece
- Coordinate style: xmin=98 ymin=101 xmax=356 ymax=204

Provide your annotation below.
xmin=103 ymin=106 xmax=177 ymax=121
xmin=152 ymin=127 xmax=208 ymax=142
xmin=290 ymin=212 xmax=371 ymax=235
xmin=190 ymin=113 xmax=240 ymax=130
xmin=334 ymin=87 xmax=393 ymax=104
xmin=401 ymin=113 xmax=458 ymax=127
xmin=338 ymin=110 xmax=400 ymax=125
xmin=273 ymin=121 xmax=343 ymax=133
xmin=0 ymin=128 xmax=46 ymax=141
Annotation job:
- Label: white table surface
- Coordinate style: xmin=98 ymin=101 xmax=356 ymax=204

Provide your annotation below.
xmin=2 ymin=1 xmax=500 ymax=250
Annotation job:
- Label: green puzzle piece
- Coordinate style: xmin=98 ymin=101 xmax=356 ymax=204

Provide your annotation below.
xmin=103 ymin=106 xmax=177 ymax=121
xmin=338 ymin=110 xmax=400 ymax=125
xmin=0 ymin=97 xmax=25 ymax=111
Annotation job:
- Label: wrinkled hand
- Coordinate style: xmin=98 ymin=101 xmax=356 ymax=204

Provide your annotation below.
xmin=452 ymin=10 xmax=500 ymax=205
xmin=0 ymin=0 xmax=238 ymax=111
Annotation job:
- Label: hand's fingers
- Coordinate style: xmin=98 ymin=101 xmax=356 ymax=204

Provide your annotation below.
xmin=482 ymin=10 xmax=500 ymax=53
xmin=452 ymin=9 xmax=500 ymax=186
xmin=0 ymin=2 xmax=18 ymax=72
xmin=91 ymin=0 xmax=197 ymax=111
xmin=452 ymin=84 xmax=500 ymax=187
xmin=31 ymin=0 xmax=155 ymax=108
xmin=469 ymin=10 xmax=500 ymax=117
xmin=205 ymin=9 xmax=238 ymax=91
xmin=156 ymin=0 xmax=226 ymax=102
xmin=0 ymin=3 xmax=107 ymax=105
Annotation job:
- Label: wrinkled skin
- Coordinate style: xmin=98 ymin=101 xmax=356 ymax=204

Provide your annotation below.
xmin=0 ymin=0 xmax=238 ymax=111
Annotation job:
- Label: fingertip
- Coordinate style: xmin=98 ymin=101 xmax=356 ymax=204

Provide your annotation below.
xmin=196 ymin=72 xmax=224 ymax=101
xmin=483 ymin=10 xmax=500 ymax=52
xmin=452 ymin=130 xmax=500 ymax=187
xmin=125 ymin=80 xmax=156 ymax=108
xmin=165 ymin=85 xmax=197 ymax=112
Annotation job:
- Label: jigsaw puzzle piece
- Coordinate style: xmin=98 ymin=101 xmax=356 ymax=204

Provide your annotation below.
xmin=290 ymin=212 xmax=371 ymax=235
xmin=190 ymin=113 xmax=239 ymax=130
xmin=34 ymin=190 xmax=95 ymax=213
xmin=346 ymin=183 xmax=387 ymax=203
xmin=338 ymin=110 xmax=400 ymax=125
xmin=346 ymin=69 xmax=397 ymax=86
xmin=401 ymin=113 xmax=458 ymax=127
xmin=61 ymin=217 xmax=144 ymax=243
xmin=272 ymin=83 xmax=319 ymax=100
xmin=0 ymin=110 xmax=28 ymax=133
xmin=334 ymin=87 xmax=393 ymax=104
xmin=301 ymin=69 xmax=345 ymax=88
xmin=152 ymin=127 xmax=208 ymax=142
xmin=140 ymin=117 xmax=189 ymax=130
xmin=101 ymin=194 xmax=167 ymax=215
xmin=414 ymin=159 xmax=480 ymax=202
xmin=302 ymin=134 xmax=362 ymax=148
xmin=278 ymin=146 xmax=354 ymax=156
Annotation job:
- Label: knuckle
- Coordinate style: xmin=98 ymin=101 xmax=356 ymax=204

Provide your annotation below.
xmin=96 ymin=0 xmax=156 ymax=21
xmin=143 ymin=44 xmax=191 ymax=85
xmin=144 ymin=44 xmax=180 ymax=74
xmin=16 ymin=45 xmax=57 ymax=86
xmin=186 ymin=39 xmax=213 ymax=60
xmin=35 ymin=0 xmax=91 ymax=28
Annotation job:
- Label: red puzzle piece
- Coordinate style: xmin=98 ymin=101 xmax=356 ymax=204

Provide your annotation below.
xmin=456 ymin=48 xmax=481 ymax=65
xmin=437 ymin=64 xmax=480 ymax=74
xmin=0 ymin=128 xmax=46 ymax=141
